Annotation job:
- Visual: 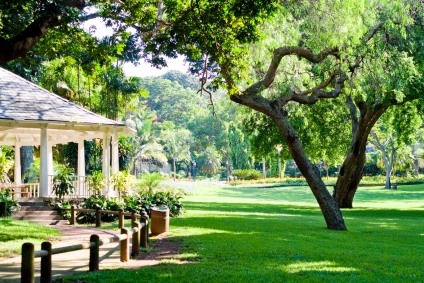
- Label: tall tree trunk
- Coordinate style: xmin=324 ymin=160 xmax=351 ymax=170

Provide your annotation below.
xmin=20 ymin=146 xmax=34 ymax=183
xmin=133 ymin=159 xmax=137 ymax=178
xmin=173 ymin=159 xmax=176 ymax=181
xmin=273 ymin=116 xmax=346 ymax=230
xmin=231 ymin=93 xmax=346 ymax=230
xmin=333 ymin=100 xmax=387 ymax=208
xmin=385 ymin=168 xmax=391 ymax=189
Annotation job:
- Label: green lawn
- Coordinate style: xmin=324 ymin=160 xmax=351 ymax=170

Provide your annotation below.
xmin=0 ymin=218 xmax=61 ymax=258
xmin=59 ymin=183 xmax=424 ymax=282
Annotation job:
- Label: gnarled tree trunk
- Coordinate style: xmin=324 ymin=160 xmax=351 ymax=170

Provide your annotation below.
xmin=231 ymin=94 xmax=347 ymax=230
xmin=333 ymin=99 xmax=388 ymax=208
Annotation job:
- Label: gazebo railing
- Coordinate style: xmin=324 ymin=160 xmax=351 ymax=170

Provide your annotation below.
xmin=48 ymin=175 xmax=91 ymax=198
xmin=25 ymin=183 xmax=40 ymax=198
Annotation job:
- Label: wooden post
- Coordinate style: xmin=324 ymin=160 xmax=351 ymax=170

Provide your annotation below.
xmin=70 ymin=205 xmax=76 ymax=225
xmin=120 ymin=228 xmax=129 ymax=262
xmin=89 ymin=234 xmax=100 ymax=271
xmin=132 ymin=221 xmax=141 ymax=256
xmin=21 ymin=242 xmax=34 ymax=283
xmin=140 ymin=212 xmax=149 ymax=248
xmin=40 ymin=242 xmax=52 ymax=283
xmin=131 ymin=209 xmax=137 ymax=224
xmin=0 ymin=202 xmax=6 ymax=217
xmin=118 ymin=208 xmax=124 ymax=229
xmin=95 ymin=205 xmax=101 ymax=227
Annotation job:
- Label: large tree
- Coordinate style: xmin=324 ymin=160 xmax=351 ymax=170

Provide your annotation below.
xmin=3 ymin=1 xmax=424 ymax=230
xmin=141 ymin=0 xmax=424 ymax=230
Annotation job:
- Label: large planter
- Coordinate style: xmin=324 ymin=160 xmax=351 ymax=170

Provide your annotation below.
xmin=150 ymin=206 xmax=169 ymax=234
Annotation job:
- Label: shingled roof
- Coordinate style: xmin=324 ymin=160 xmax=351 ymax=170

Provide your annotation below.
xmin=0 ymin=67 xmax=134 ymax=145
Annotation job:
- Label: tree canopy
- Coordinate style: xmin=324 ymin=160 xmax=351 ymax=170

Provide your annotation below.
xmin=2 ymin=0 xmax=424 ymax=231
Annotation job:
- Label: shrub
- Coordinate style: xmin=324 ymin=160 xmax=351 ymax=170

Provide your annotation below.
xmin=86 ymin=170 xmax=106 ymax=195
xmin=77 ymin=195 xmax=123 ymax=224
xmin=52 ymin=165 xmax=75 ymax=201
xmin=124 ymin=186 xmax=185 ymax=217
xmin=232 ymin=169 xmax=262 ymax=180
xmin=111 ymin=169 xmax=135 ymax=200
xmin=136 ymin=172 xmax=164 ymax=194
xmin=0 ymin=188 xmax=19 ymax=216
xmin=54 ymin=200 xmax=72 ymax=219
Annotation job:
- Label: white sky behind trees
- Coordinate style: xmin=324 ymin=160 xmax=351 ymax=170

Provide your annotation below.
xmin=82 ymin=17 xmax=187 ymax=77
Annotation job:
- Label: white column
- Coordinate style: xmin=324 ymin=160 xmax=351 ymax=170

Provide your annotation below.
xmin=78 ymin=139 xmax=85 ymax=195
xmin=47 ymin=141 xmax=53 ymax=196
xmin=14 ymin=143 xmax=21 ymax=185
xmin=102 ymin=132 xmax=111 ymax=196
xmin=111 ymin=133 xmax=119 ymax=175
xmin=40 ymin=127 xmax=48 ymax=197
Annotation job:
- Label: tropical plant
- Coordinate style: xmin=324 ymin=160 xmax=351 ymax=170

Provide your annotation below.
xmin=232 ymin=169 xmax=262 ymax=181
xmin=162 ymin=128 xmax=192 ymax=181
xmin=198 ymin=146 xmax=222 ymax=176
xmin=52 ymin=165 xmax=75 ymax=201
xmin=86 ymin=170 xmax=105 ymax=195
xmin=127 ymin=106 xmax=167 ymax=176
xmin=23 ymin=157 xmax=40 ymax=183
xmin=0 ymin=146 xmax=14 ymax=183
xmin=0 ymin=188 xmax=19 ymax=216
xmin=76 ymin=195 xmax=123 ymax=224
xmin=111 ymin=169 xmax=135 ymax=200
xmin=137 ymin=172 xmax=164 ymax=194
xmin=124 ymin=186 xmax=185 ymax=217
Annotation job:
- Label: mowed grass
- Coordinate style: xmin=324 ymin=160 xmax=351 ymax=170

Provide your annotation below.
xmin=0 ymin=218 xmax=61 ymax=258
xmin=59 ymin=183 xmax=424 ymax=282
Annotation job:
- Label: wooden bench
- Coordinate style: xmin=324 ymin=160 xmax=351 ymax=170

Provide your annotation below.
xmin=0 ymin=184 xmax=30 ymax=198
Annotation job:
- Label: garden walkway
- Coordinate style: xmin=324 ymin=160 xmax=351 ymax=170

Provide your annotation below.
xmin=0 ymin=225 xmax=124 ymax=283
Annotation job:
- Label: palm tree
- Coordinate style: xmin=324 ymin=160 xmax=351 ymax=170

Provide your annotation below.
xmin=127 ymin=107 xmax=167 ymax=177
xmin=162 ymin=129 xmax=192 ymax=181
xmin=199 ymin=146 xmax=222 ymax=176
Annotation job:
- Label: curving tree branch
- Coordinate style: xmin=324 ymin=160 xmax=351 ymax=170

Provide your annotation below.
xmin=0 ymin=1 xmax=86 ymax=64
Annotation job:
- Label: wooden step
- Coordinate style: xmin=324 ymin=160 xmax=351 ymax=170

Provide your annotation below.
xmin=15 ymin=214 xmax=63 ymax=220
xmin=19 ymin=206 xmax=55 ymax=211
xmin=16 ymin=197 xmax=44 ymax=202
xmin=14 ymin=199 xmax=66 ymax=225
xmin=14 ymin=211 xmax=58 ymax=217
xmin=24 ymin=219 xmax=69 ymax=226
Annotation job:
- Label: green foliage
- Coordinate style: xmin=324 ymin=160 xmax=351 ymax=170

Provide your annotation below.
xmin=76 ymin=195 xmax=123 ymax=224
xmin=124 ymin=186 xmax=185 ymax=217
xmin=0 ymin=146 xmax=13 ymax=183
xmin=118 ymin=135 xmax=132 ymax=170
xmin=54 ymin=200 xmax=72 ymax=219
xmin=227 ymin=122 xmax=251 ymax=170
xmin=0 ymin=188 xmax=19 ymax=216
xmin=137 ymin=172 xmax=164 ymax=194
xmin=23 ymin=157 xmax=40 ymax=183
xmin=232 ymin=169 xmax=262 ymax=180
xmin=111 ymin=169 xmax=135 ymax=199
xmin=52 ymin=165 xmax=75 ymax=201
xmin=198 ymin=146 xmax=222 ymax=175
xmin=86 ymin=170 xmax=105 ymax=195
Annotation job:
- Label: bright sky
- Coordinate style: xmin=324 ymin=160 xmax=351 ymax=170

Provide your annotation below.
xmin=82 ymin=17 xmax=187 ymax=77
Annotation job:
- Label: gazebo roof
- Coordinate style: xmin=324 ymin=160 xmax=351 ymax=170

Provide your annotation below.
xmin=0 ymin=67 xmax=134 ymax=146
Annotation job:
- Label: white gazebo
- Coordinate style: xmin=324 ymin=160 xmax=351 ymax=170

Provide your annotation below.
xmin=0 ymin=67 xmax=135 ymax=198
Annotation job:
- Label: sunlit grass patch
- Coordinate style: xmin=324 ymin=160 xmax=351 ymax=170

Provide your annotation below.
xmin=58 ymin=182 xmax=424 ymax=283
xmin=0 ymin=218 xmax=61 ymax=258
